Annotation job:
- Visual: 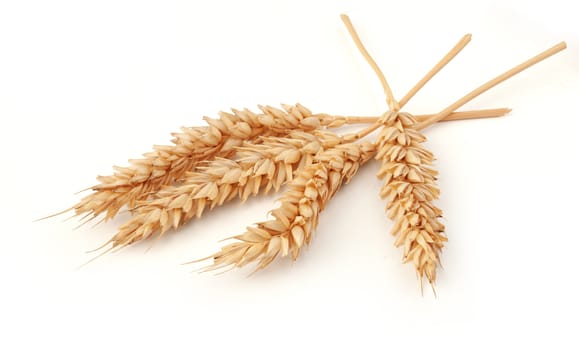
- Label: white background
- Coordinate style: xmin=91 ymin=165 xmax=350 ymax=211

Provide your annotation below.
xmin=1 ymin=0 xmax=578 ymax=349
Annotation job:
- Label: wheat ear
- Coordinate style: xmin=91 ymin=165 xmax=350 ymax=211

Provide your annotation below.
xmin=197 ymin=141 xmax=376 ymax=272
xmin=339 ymin=14 xmax=472 ymax=288
xmin=106 ymin=130 xmax=343 ymax=249
xmin=376 ymin=111 xmax=446 ymax=286
xmin=379 ymin=42 xmax=568 ymax=287
xmin=71 ymin=104 xmax=338 ymax=222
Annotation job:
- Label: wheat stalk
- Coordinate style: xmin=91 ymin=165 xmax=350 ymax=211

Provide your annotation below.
xmin=71 ymin=104 xmax=341 ymax=222
xmin=105 ymin=130 xmax=344 ymax=249
xmin=197 ymin=141 xmax=375 ymax=272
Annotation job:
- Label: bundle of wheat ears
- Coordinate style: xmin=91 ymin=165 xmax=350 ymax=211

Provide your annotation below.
xmin=53 ymin=14 xmax=565 ymax=291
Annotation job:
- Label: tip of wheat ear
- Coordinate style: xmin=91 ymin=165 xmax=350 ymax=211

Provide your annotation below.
xmin=195 ymin=141 xmax=376 ymax=273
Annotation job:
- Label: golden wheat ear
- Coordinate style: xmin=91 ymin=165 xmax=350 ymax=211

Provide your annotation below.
xmin=194 ymin=141 xmax=376 ymax=273
xmin=339 ymin=14 xmax=465 ymax=288
xmin=376 ymin=111 xmax=447 ymax=286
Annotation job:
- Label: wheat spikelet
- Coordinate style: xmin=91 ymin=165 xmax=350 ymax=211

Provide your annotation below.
xmin=375 ymin=111 xmax=447 ymax=287
xmin=72 ymin=104 xmax=338 ymax=222
xmin=106 ymin=130 xmax=344 ymax=249
xmin=198 ymin=141 xmax=375 ymax=272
